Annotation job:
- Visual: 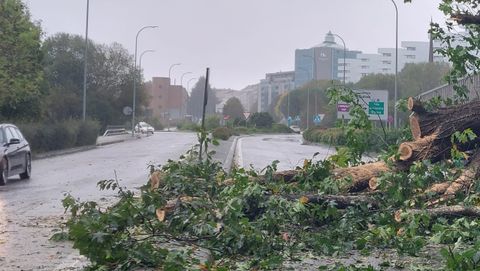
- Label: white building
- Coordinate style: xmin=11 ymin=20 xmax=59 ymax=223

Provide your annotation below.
xmin=341 ymin=40 xmax=446 ymax=83
xmin=258 ymin=71 xmax=295 ymax=112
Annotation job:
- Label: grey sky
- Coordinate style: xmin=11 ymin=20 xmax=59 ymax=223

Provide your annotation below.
xmin=25 ymin=0 xmax=444 ymax=90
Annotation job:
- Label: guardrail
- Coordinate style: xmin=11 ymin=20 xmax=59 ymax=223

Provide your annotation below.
xmin=417 ymin=74 xmax=480 ymax=102
xmin=103 ymin=125 xmax=128 ymax=137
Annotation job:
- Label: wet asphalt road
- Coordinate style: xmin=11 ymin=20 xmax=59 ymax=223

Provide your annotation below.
xmin=0 ymin=132 xmax=197 ymax=270
xmin=237 ymin=134 xmax=335 ymax=171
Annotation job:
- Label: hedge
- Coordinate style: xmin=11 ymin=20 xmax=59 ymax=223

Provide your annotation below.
xmin=18 ymin=119 xmax=100 ymax=153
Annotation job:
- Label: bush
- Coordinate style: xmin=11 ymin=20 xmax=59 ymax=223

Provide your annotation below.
xmin=249 ymin=112 xmax=274 ymax=128
xmin=303 ymin=127 xmax=406 ymax=152
xmin=18 ymin=119 xmax=100 ymax=153
xmin=205 ymin=115 xmax=220 ymax=130
xmin=212 ymin=127 xmax=233 ymax=140
xmin=177 ymin=121 xmax=199 ymax=131
xmin=271 ymin=123 xmax=293 ymax=134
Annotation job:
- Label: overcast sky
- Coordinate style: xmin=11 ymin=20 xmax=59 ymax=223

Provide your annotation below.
xmin=24 ymin=0 xmax=444 ymax=90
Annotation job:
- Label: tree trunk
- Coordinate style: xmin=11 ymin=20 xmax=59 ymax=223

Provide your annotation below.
xmin=285 ymin=194 xmax=378 ymax=209
xmin=332 ymin=161 xmax=393 ymax=192
xmin=395 ymin=205 xmax=480 ymax=222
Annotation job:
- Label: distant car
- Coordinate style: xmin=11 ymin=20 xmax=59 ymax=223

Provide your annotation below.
xmin=0 ymin=124 xmax=31 ymax=185
xmin=135 ymin=122 xmax=155 ymax=135
xmin=290 ymin=125 xmax=301 ymax=133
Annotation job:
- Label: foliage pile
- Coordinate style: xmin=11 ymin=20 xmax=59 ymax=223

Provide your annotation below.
xmin=60 ymin=126 xmax=480 ymax=270
xmin=19 ymin=119 xmax=100 ymax=153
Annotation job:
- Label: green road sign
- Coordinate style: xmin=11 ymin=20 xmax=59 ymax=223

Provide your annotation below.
xmin=368 ymin=101 xmax=384 ymax=115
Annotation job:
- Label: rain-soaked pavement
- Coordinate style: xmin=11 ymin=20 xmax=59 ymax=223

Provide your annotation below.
xmin=236 ymin=133 xmax=335 ymax=171
xmin=0 ymin=132 xmax=197 ymax=270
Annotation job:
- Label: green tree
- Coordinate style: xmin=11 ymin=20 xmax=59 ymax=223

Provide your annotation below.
xmin=0 ymin=0 xmax=44 ymax=121
xmin=425 ymin=0 xmax=480 ymax=102
xmin=42 ymin=33 xmax=147 ymax=127
xmin=223 ymin=97 xmax=244 ymax=120
xmin=187 ymin=77 xmax=217 ymax=119
xmin=276 ymin=80 xmax=337 ymax=128
xmin=249 ymin=112 xmax=274 ymax=128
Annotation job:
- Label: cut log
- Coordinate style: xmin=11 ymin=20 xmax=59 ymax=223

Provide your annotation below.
xmin=406 ymin=97 xmax=480 ymax=146
xmin=398 ymin=135 xmax=447 ymax=162
xmin=424 ymin=182 xmax=451 ymax=196
xmin=285 ymin=194 xmax=378 ymax=209
xmin=368 ymin=177 xmax=378 ymax=190
xmin=332 ymin=161 xmax=392 ymax=192
xmin=407 ymin=97 xmax=427 ymax=114
xmin=395 ymin=205 xmax=480 ymax=222
xmin=451 ymin=13 xmax=480 ymax=25
xmin=429 ymin=150 xmax=480 ymax=205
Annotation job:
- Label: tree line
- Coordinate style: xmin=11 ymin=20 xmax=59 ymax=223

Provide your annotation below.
xmin=0 ymin=0 xmax=148 ymax=128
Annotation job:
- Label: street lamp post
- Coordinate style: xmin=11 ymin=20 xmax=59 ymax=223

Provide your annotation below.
xmin=132 ymin=25 xmax=158 ymax=137
xmin=180 ymin=72 xmax=193 ymax=87
xmin=287 ymin=91 xmax=290 ymax=127
xmin=390 ymin=0 xmax=399 ymax=129
xmin=332 ymin=33 xmax=346 ymax=85
xmin=298 ymin=65 xmax=312 ymax=130
xmin=169 ymin=63 xmax=181 ymax=84
xmin=187 ymin=77 xmax=198 ymax=93
xmin=139 ymin=50 xmax=155 ymax=71
xmin=82 ymin=0 xmax=89 ymax=121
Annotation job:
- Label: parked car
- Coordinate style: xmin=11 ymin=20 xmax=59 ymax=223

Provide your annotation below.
xmin=135 ymin=122 xmax=155 ymax=135
xmin=290 ymin=125 xmax=301 ymax=134
xmin=0 ymin=124 xmax=31 ymax=185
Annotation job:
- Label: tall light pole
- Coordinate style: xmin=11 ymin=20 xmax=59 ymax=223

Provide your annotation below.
xmin=180 ymin=72 xmax=193 ymax=87
xmin=332 ymin=33 xmax=346 ymax=85
xmin=390 ymin=0 xmax=399 ymax=129
xmin=139 ymin=49 xmax=155 ymax=71
xmin=287 ymin=91 xmax=290 ymax=127
xmin=187 ymin=77 xmax=198 ymax=93
xmin=132 ymin=25 xmax=158 ymax=136
xmin=169 ymin=63 xmax=181 ymax=85
xmin=82 ymin=0 xmax=89 ymax=121
xmin=299 ymin=65 xmax=312 ymax=130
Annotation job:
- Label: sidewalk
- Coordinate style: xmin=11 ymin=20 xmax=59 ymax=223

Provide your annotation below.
xmin=33 ymin=133 xmax=138 ymax=160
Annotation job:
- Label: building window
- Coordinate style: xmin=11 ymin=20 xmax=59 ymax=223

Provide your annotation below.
xmin=361 ymin=73 xmax=369 ymax=77
xmin=361 ymin=58 xmax=368 ymax=62
xmin=382 ymin=53 xmax=392 ymax=57
xmin=361 ymin=65 xmax=369 ymax=69
xmin=382 ymin=60 xmax=392 ymax=64
xmin=406 ymin=55 xmax=416 ymax=59
xmin=407 ymin=47 xmax=416 ymax=51
xmin=382 ymin=68 xmax=390 ymax=72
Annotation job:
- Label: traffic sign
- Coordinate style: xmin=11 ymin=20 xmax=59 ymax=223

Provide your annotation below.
xmin=123 ymin=106 xmax=132 ymax=116
xmin=337 ymin=90 xmax=388 ymax=121
xmin=368 ymin=101 xmax=384 ymax=115
xmin=243 ymin=112 xmax=251 ymax=119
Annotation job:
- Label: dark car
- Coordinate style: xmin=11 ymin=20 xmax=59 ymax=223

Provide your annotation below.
xmin=0 ymin=124 xmax=31 ymax=185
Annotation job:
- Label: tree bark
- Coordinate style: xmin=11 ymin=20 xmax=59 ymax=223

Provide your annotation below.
xmin=285 ymin=194 xmax=378 ymax=209
xmin=332 ymin=161 xmax=390 ymax=192
xmin=395 ymin=205 xmax=480 ymax=222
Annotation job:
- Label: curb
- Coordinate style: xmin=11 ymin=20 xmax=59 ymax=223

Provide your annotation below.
xmin=32 ymin=145 xmax=97 ymax=160
xmin=33 ymin=135 xmax=139 ymax=160
xmin=223 ymin=136 xmax=239 ymax=173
